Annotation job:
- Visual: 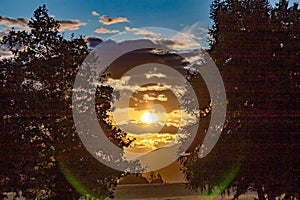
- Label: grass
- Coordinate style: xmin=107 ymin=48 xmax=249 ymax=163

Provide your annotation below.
xmin=105 ymin=183 xmax=258 ymax=200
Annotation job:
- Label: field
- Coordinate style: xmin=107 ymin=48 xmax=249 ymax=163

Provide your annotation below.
xmin=106 ymin=183 xmax=258 ymax=200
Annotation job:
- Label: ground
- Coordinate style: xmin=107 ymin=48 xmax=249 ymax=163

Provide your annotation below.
xmin=105 ymin=183 xmax=258 ymax=200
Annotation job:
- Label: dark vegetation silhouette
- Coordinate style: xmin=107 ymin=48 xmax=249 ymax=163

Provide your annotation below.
xmin=1 ymin=1 xmax=299 ymax=199
xmin=0 ymin=5 xmax=131 ymax=199
xmin=180 ymin=0 xmax=300 ymax=199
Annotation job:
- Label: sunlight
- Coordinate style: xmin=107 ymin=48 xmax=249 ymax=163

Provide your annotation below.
xmin=141 ymin=111 xmax=158 ymax=124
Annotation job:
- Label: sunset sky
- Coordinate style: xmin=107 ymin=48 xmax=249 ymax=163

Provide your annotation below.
xmin=1 ymin=0 xmax=298 ymax=50
xmin=0 ymin=0 xmax=211 ymax=46
xmin=1 ymin=0 xmax=297 ymax=184
xmin=0 ymin=0 xmax=214 ymax=183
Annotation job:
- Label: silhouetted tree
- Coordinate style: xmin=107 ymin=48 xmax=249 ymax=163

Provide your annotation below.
xmin=181 ymin=0 xmax=300 ymax=199
xmin=1 ymin=5 xmax=131 ymax=199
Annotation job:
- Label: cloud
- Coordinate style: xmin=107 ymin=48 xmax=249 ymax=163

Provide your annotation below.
xmin=0 ymin=29 xmax=10 ymax=38
xmin=153 ymin=37 xmax=199 ymax=49
xmin=0 ymin=16 xmax=29 ymax=29
xmin=92 ymin=11 xmax=100 ymax=17
xmin=112 ymin=31 xmax=199 ymax=49
xmin=127 ymin=133 xmax=179 ymax=150
xmin=104 ymin=77 xmax=195 ymax=128
xmin=143 ymin=67 xmax=168 ymax=79
xmin=104 ymin=75 xmax=188 ymax=100
xmin=145 ymin=72 xmax=167 ymax=79
xmin=106 ymin=77 xmax=176 ymax=93
xmin=182 ymin=21 xmax=201 ymax=35
xmin=143 ymin=94 xmax=168 ymax=102
xmin=84 ymin=36 xmax=103 ymax=48
xmin=94 ymin=27 xmax=120 ymax=34
xmin=166 ymin=109 xmax=197 ymax=127
xmin=181 ymin=22 xmax=209 ymax=40
xmin=108 ymin=104 xmax=198 ymax=136
xmin=0 ymin=29 xmax=17 ymax=59
xmin=99 ymin=15 xmax=129 ymax=25
xmin=198 ymin=27 xmax=209 ymax=33
xmin=125 ymin=26 xmax=158 ymax=36
xmin=181 ymin=22 xmax=210 ymax=48
xmin=58 ymin=20 xmax=86 ymax=31
xmin=178 ymin=49 xmax=206 ymax=64
xmin=0 ymin=16 xmax=86 ymax=32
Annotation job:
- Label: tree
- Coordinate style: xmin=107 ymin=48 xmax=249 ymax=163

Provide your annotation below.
xmin=181 ymin=0 xmax=300 ymax=199
xmin=1 ymin=5 xmax=131 ymax=199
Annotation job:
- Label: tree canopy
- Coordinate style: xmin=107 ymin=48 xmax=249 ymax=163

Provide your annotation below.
xmin=0 ymin=5 xmax=130 ymax=199
xmin=181 ymin=0 xmax=300 ymax=199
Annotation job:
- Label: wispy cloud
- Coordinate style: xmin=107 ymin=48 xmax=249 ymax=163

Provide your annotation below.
xmin=104 ymin=76 xmax=188 ymax=100
xmin=99 ymin=15 xmax=129 ymax=25
xmin=106 ymin=77 xmax=183 ymax=94
xmin=92 ymin=11 xmax=100 ymax=17
xmin=143 ymin=94 xmax=168 ymax=102
xmin=125 ymin=26 xmax=158 ymax=36
xmin=153 ymin=37 xmax=199 ymax=49
xmin=58 ymin=20 xmax=86 ymax=31
xmin=0 ymin=16 xmax=29 ymax=29
xmin=181 ymin=21 xmax=201 ymax=36
xmin=127 ymin=133 xmax=179 ymax=151
xmin=145 ymin=72 xmax=167 ymax=79
xmin=0 ymin=16 xmax=86 ymax=31
xmin=94 ymin=27 xmax=119 ymax=34
xmin=181 ymin=22 xmax=210 ymax=48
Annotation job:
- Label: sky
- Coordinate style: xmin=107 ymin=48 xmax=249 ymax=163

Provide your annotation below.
xmin=0 ymin=0 xmax=299 ymax=49
xmin=0 ymin=0 xmax=213 ymax=41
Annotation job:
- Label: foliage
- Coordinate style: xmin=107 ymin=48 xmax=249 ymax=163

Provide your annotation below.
xmin=0 ymin=5 xmax=130 ymax=199
xmin=181 ymin=0 xmax=300 ymax=199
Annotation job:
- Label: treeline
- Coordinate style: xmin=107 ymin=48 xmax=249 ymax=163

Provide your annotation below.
xmin=181 ymin=0 xmax=300 ymax=199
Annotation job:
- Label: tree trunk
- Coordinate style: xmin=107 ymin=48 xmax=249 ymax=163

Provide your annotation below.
xmin=257 ymin=187 xmax=266 ymax=200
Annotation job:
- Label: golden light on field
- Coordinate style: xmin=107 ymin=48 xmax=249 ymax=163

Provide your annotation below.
xmin=141 ymin=111 xmax=159 ymax=124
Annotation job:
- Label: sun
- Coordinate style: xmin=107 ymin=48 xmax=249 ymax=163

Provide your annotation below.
xmin=141 ymin=111 xmax=158 ymax=124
